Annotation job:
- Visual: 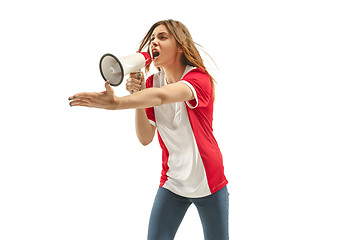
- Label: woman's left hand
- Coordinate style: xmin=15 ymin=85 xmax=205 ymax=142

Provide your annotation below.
xmin=68 ymin=81 xmax=118 ymax=110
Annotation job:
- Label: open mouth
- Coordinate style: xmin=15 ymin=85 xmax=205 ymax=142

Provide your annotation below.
xmin=152 ymin=49 xmax=160 ymax=61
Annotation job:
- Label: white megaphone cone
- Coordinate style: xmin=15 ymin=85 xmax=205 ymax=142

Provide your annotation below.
xmin=99 ymin=52 xmax=151 ymax=86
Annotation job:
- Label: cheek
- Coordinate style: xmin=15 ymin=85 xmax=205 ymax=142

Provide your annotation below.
xmin=162 ymin=44 xmax=178 ymax=58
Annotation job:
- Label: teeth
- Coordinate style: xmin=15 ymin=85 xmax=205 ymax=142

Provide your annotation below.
xmin=152 ymin=49 xmax=160 ymax=59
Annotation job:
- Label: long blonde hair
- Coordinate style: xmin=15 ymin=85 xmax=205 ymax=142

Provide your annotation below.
xmin=138 ymin=19 xmax=216 ymax=90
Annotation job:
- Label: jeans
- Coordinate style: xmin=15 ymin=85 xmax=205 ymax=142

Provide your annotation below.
xmin=147 ymin=186 xmax=229 ymax=240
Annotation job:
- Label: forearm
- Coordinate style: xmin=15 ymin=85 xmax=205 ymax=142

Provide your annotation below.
xmin=68 ymin=81 xmax=189 ymax=110
xmin=135 ymin=109 xmax=155 ymax=145
xmin=114 ymin=82 xmax=194 ymax=110
xmin=115 ymin=88 xmax=163 ymax=110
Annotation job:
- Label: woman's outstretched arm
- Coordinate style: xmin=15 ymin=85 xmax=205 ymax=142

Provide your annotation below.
xmin=68 ymin=80 xmax=194 ymax=110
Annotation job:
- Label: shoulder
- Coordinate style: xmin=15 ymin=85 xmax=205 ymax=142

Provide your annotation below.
xmin=181 ymin=67 xmax=211 ymax=90
xmin=183 ymin=67 xmax=209 ymax=80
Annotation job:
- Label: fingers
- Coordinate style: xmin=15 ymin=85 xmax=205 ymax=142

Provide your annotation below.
xmin=126 ymin=72 xmax=144 ymax=93
xmin=68 ymin=92 xmax=96 ymax=101
xmin=68 ymin=95 xmax=92 ymax=107
xmin=69 ymin=81 xmax=114 ymax=107
xmin=126 ymin=79 xmax=141 ymax=91
xmin=69 ymin=99 xmax=90 ymax=107
xmin=129 ymin=72 xmax=144 ymax=80
xmin=68 ymin=90 xmax=98 ymax=108
xmin=104 ymin=80 xmax=115 ymax=95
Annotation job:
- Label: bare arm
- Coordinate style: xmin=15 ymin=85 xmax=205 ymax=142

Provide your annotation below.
xmin=114 ymin=83 xmax=194 ymax=110
xmin=135 ymin=109 xmax=156 ymax=146
xmin=126 ymin=73 xmax=155 ymax=145
xmin=68 ymin=80 xmax=194 ymax=110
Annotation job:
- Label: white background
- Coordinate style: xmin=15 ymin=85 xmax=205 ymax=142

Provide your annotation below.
xmin=0 ymin=0 xmax=359 ymax=239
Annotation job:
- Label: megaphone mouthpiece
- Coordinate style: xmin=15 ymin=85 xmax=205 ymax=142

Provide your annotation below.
xmin=138 ymin=51 xmax=151 ymax=66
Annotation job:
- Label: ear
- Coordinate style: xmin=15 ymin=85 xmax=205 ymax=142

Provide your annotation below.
xmin=177 ymin=45 xmax=183 ymax=53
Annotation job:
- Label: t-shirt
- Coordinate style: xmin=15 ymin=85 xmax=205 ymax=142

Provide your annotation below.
xmin=145 ymin=65 xmax=228 ymax=198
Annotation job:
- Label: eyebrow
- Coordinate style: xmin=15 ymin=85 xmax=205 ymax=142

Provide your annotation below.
xmin=151 ymin=31 xmax=168 ymax=37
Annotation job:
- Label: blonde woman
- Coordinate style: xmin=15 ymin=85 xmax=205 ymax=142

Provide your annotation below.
xmin=69 ymin=19 xmax=229 ymax=240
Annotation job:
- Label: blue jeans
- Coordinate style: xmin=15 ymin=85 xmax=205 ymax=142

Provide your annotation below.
xmin=147 ymin=186 xmax=229 ymax=240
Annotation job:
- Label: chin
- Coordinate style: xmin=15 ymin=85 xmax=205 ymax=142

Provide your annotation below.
xmin=153 ymin=61 xmax=163 ymax=68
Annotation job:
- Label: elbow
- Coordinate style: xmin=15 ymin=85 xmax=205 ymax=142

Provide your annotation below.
xmin=139 ymin=138 xmax=152 ymax=146
xmin=137 ymin=133 xmax=154 ymax=146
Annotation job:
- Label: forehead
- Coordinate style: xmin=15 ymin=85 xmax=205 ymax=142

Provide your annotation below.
xmin=152 ymin=24 xmax=169 ymax=35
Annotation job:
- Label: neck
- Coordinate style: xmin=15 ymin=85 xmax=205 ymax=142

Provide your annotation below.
xmin=163 ymin=62 xmax=186 ymax=84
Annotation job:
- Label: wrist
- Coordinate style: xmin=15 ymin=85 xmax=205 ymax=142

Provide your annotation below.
xmin=113 ymin=96 xmax=123 ymax=110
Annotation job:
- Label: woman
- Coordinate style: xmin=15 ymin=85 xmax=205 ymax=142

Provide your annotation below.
xmin=68 ymin=19 xmax=229 ymax=240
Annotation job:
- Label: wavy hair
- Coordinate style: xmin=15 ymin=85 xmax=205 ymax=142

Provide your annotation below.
xmin=138 ymin=19 xmax=216 ymax=91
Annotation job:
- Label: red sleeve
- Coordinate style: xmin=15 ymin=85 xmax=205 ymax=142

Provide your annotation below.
xmin=145 ymin=75 xmax=156 ymax=125
xmin=179 ymin=68 xmax=212 ymax=108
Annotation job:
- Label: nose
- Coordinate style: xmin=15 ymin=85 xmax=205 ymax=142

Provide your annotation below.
xmin=151 ymin=38 xmax=159 ymax=47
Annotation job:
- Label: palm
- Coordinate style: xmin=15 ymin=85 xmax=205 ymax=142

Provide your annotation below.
xmin=68 ymin=81 xmax=117 ymax=110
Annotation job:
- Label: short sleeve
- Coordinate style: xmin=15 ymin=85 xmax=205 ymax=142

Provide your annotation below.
xmin=179 ymin=68 xmax=212 ymax=109
xmin=145 ymin=75 xmax=156 ymax=126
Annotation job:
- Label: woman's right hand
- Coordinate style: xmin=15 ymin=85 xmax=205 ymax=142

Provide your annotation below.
xmin=126 ymin=72 xmax=145 ymax=94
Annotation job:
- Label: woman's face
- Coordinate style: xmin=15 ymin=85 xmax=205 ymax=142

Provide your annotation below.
xmin=150 ymin=24 xmax=182 ymax=68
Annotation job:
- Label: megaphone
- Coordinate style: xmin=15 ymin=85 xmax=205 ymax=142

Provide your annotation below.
xmin=99 ymin=52 xmax=151 ymax=86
